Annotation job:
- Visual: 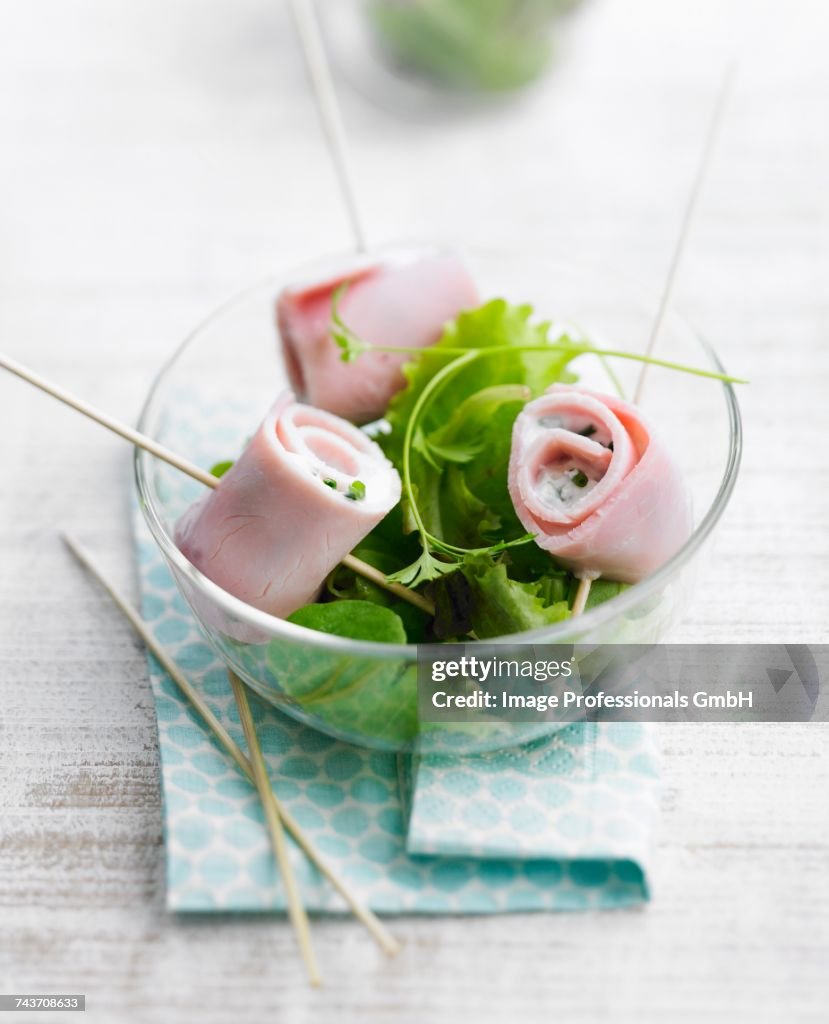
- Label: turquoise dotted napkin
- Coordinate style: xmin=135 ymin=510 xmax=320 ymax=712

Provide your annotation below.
xmin=134 ymin=504 xmax=660 ymax=913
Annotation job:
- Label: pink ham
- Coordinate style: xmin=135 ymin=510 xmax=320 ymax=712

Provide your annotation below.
xmin=276 ymin=250 xmax=478 ymax=424
xmin=175 ymin=392 xmax=401 ymax=622
xmin=508 ymin=385 xmax=692 ymax=584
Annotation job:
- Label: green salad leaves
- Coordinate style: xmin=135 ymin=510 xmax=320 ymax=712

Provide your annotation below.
xmin=378 ymin=300 xmax=582 ymax=586
xmin=288 ymin=600 xmax=407 ymax=644
xmin=460 ymin=557 xmax=571 ymax=639
xmin=367 ymin=0 xmax=571 ymax=93
xmin=290 ymin=298 xmax=601 ymax=641
xmin=261 ymin=292 xmax=742 ymax=644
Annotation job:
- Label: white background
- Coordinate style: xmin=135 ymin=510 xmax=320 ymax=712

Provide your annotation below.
xmin=0 ymin=0 xmax=827 ymax=1020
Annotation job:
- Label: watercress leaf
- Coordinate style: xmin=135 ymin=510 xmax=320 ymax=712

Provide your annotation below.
xmin=326 ymin=562 xmax=392 ymax=605
xmin=288 ymin=600 xmax=407 ymax=644
xmin=324 ymin=546 xmax=431 ymax=643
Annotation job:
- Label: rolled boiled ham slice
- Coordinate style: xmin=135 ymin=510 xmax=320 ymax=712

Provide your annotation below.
xmin=508 ymin=385 xmax=692 ymax=584
xmin=276 ymin=250 xmax=478 ymax=424
xmin=175 ymin=392 xmax=401 ymax=621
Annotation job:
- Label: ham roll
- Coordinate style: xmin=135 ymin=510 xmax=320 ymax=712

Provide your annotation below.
xmin=508 ymin=385 xmax=692 ymax=584
xmin=276 ymin=250 xmax=478 ymax=424
xmin=175 ymin=392 xmax=401 ymax=621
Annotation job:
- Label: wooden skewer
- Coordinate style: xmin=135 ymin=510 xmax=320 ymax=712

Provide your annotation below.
xmin=283 ymin=3 xmax=442 ymax=617
xmin=61 ymin=532 xmax=402 ymax=960
xmin=228 ymin=670 xmax=321 ymax=987
xmin=347 ymin=558 xmax=433 ymax=614
xmin=0 ymin=351 xmax=217 ymax=488
xmin=3 ymin=8 xmax=432 ymax=620
xmin=288 ymin=0 xmax=367 ymax=253
xmin=61 ymin=537 xmax=318 ymax=985
xmin=0 ymin=350 xmax=433 ymax=616
xmin=2 ymin=2 xmax=426 ymax=621
xmin=633 ymin=64 xmax=736 ymax=405
xmin=571 ymin=576 xmax=593 ymax=617
xmin=572 ymin=64 xmax=735 ymax=617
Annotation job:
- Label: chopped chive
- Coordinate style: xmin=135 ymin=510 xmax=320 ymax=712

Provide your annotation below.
xmin=572 ymin=470 xmax=589 ymax=488
xmin=579 ymin=424 xmax=597 ymax=437
xmin=346 ymin=480 xmax=366 ymax=501
xmin=210 ymin=460 xmax=234 ymax=479
xmin=322 ymin=478 xmax=337 ymax=489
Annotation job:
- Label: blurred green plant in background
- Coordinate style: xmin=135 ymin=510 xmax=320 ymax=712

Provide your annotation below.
xmin=367 ymin=0 xmax=580 ymax=93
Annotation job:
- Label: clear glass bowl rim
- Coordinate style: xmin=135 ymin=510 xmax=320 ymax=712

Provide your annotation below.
xmin=134 ymin=247 xmax=743 ymax=660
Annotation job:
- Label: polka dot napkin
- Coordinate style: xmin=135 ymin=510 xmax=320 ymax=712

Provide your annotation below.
xmin=134 ymin=505 xmax=660 ymax=914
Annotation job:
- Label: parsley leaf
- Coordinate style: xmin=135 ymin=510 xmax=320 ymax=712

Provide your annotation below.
xmin=385 ymin=548 xmax=459 ymax=588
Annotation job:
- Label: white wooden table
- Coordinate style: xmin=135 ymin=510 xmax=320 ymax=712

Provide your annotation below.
xmin=1 ymin=1 xmax=828 ymax=1020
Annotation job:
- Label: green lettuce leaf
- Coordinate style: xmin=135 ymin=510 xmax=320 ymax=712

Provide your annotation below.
xmin=567 ymin=576 xmax=630 ymax=611
xmin=381 ymin=300 xmax=581 ymax=564
xmin=461 ymin=557 xmax=571 ymax=639
xmin=383 ymin=299 xmax=577 ymax=465
xmin=368 ymin=0 xmax=568 ymax=93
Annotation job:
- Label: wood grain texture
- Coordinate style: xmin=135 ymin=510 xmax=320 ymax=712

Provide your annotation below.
xmin=1 ymin=0 xmax=828 ymax=1021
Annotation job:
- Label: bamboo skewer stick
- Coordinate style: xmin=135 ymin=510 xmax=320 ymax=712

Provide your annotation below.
xmin=345 ymin=558 xmax=433 ymax=614
xmin=61 ymin=537 xmax=317 ymax=983
xmin=571 ymin=576 xmax=593 ymax=618
xmin=284 ymin=2 xmax=443 ymax=616
xmin=288 ymin=0 xmax=367 ymax=253
xmin=228 ymin=670 xmax=321 ymax=987
xmin=0 ymin=351 xmax=433 ymax=616
xmin=572 ymin=65 xmax=735 ymax=617
xmin=0 ymin=352 xmax=217 ymax=488
xmin=4 ymin=5 xmax=434 ymax=615
xmin=633 ymin=64 xmax=735 ymax=405
xmin=61 ymin=532 xmax=401 ymax=959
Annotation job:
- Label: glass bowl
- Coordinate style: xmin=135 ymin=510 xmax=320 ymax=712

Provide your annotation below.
xmin=320 ymin=1 xmax=580 ymax=117
xmin=135 ymin=244 xmax=741 ymax=752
